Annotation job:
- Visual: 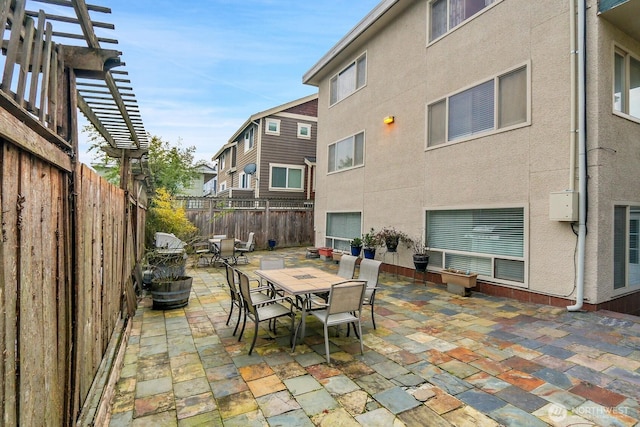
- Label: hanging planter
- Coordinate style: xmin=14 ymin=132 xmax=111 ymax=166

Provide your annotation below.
xmin=385 ymin=237 xmax=399 ymax=252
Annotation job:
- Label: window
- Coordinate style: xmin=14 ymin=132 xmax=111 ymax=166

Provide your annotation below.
xmin=298 ymin=123 xmax=312 ymax=139
xmin=330 ymin=53 xmax=366 ymax=105
xmin=244 ymin=127 xmax=254 ymax=152
xmin=328 ymin=131 xmax=364 ymax=173
xmin=614 ymin=47 xmax=640 ymax=120
xmin=219 ymin=181 xmax=227 ymax=192
xmin=219 ymin=153 xmax=226 ymax=170
xmin=427 ymin=207 xmax=525 ymax=284
xmin=239 ymin=172 xmax=251 ymax=189
xmin=326 ymin=212 xmax=361 ymax=251
xmin=429 ymin=0 xmax=496 ymax=41
xmin=265 ymin=118 xmax=280 ymax=135
xmin=428 ymin=65 xmax=527 ymax=146
xmin=270 ymin=164 xmax=303 ymax=190
xmin=614 ymin=206 xmax=640 ymax=289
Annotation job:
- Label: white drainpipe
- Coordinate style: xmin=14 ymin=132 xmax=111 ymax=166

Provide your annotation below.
xmin=567 ymin=0 xmax=586 ymax=311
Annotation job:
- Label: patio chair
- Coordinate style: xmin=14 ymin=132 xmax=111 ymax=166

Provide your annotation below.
xmin=317 ymin=253 xmax=358 ymax=302
xmin=355 ymin=258 xmax=382 ymax=330
xmin=259 ymin=255 xmax=286 ymax=297
xmin=192 ymin=239 xmax=213 ymax=267
xmin=296 ymin=280 xmax=366 ymax=364
xmin=223 ymin=263 xmax=270 ymax=336
xmin=237 ymin=270 xmax=296 ymax=355
xmin=215 ymin=238 xmax=237 ymax=265
xmin=235 ymin=232 xmax=255 ymax=264
xmin=337 ymin=254 xmax=358 ymax=279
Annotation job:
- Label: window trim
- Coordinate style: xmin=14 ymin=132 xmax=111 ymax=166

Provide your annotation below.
xmin=268 ymin=163 xmax=305 ymax=192
xmin=297 ymin=123 xmax=312 ymax=139
xmin=325 ymin=211 xmax=363 ymax=251
xmin=612 ymin=44 xmax=640 ymax=124
xmin=329 ymin=52 xmax=367 ymax=107
xmin=427 ymin=0 xmax=501 ymax=45
xmin=327 ymin=130 xmax=365 ymax=174
xmin=244 ymin=127 xmax=255 ymax=152
xmin=265 ymin=118 xmax=281 ymax=136
xmin=425 ymin=204 xmax=528 ymax=287
xmin=239 ymin=171 xmax=251 ymax=189
xmin=426 ymin=62 xmax=530 ymax=149
xmin=613 ymin=203 xmax=640 ymax=294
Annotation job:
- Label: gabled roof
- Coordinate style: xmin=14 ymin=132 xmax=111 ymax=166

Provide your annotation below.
xmin=213 ymin=93 xmax=318 ymax=160
xmin=303 ymin=0 xmax=413 ymax=86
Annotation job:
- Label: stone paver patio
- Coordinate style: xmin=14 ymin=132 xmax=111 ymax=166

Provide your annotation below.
xmin=108 ymin=248 xmax=640 ymax=426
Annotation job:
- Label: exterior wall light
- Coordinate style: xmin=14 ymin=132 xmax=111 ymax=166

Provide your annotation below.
xmin=383 ymin=115 xmax=395 ymax=124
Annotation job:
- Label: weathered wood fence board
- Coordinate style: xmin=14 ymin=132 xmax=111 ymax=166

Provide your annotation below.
xmin=181 ymin=198 xmax=314 ymax=249
xmin=1 ymin=142 xmax=143 ymax=425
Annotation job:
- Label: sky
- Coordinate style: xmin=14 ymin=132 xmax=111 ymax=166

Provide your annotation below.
xmin=79 ymin=0 xmax=381 ymax=165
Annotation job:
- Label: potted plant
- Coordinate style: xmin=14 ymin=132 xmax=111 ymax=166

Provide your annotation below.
xmin=147 ymin=248 xmax=192 ymax=310
xmin=376 ymin=227 xmax=413 ymax=253
xmin=362 ymin=228 xmax=381 ymax=259
xmin=440 ymin=268 xmax=477 ymax=296
xmin=350 ymin=237 xmax=363 ymax=256
xmin=412 ymin=235 xmax=430 ymax=272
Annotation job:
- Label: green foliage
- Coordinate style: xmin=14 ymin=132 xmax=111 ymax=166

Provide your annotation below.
xmin=350 ymin=237 xmax=362 ymax=247
xmin=85 ymin=126 xmax=198 ymax=196
xmin=145 ymin=187 xmax=198 ymax=248
xmin=362 ymin=228 xmax=382 ymax=249
xmin=147 ymin=136 xmax=198 ymax=195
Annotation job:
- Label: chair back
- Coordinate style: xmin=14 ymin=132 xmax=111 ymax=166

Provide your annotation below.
xmin=237 ymin=270 xmax=257 ymax=317
xmin=218 ymin=238 xmax=236 ymax=257
xmin=327 ymin=280 xmax=366 ymax=315
xmin=260 ymin=256 xmax=285 ymax=270
xmin=337 ymin=254 xmax=358 ymax=279
xmin=244 ymin=232 xmax=255 ymax=250
xmin=358 ymin=259 xmax=382 ymax=291
xmin=224 ymin=263 xmax=240 ymax=296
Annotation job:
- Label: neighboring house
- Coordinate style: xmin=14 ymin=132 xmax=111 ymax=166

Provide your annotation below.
xmin=180 ymin=163 xmax=217 ymax=197
xmin=303 ymin=0 xmax=640 ymax=313
xmin=213 ymin=94 xmax=318 ymax=200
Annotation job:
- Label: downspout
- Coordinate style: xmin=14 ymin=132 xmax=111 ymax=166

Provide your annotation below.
xmin=568 ymin=0 xmax=586 ymax=311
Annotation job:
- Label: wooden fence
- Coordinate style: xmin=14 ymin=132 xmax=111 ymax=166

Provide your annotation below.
xmin=1 ymin=142 xmax=144 ymax=425
xmin=0 ymin=0 xmax=147 ymax=424
xmin=179 ymin=197 xmax=315 ymax=249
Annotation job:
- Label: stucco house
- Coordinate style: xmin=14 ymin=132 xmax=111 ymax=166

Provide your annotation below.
xmin=303 ymin=0 xmax=640 ymax=313
xmin=213 ymin=94 xmax=318 ymax=200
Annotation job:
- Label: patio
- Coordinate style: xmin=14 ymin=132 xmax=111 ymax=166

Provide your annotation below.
xmin=108 ymin=248 xmax=640 ymax=426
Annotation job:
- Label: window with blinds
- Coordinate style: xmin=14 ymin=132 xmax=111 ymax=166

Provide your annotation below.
xmin=330 ymin=53 xmax=367 ymax=106
xmin=614 ymin=205 xmax=640 ymax=289
xmin=429 ymin=0 xmax=497 ymax=42
xmin=427 ymin=207 xmax=525 ymax=283
xmin=427 ymin=65 xmax=528 ymax=146
xmin=326 ymin=212 xmax=362 ymax=250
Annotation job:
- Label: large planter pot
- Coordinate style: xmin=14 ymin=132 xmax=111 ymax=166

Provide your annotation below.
xmin=413 ymin=254 xmax=430 ymax=272
xmin=151 ymin=276 xmax=192 ymax=310
xmin=350 ymin=245 xmax=362 ymax=257
xmin=268 ymin=239 xmax=277 ymax=250
xmin=363 ymin=248 xmax=376 ymax=259
xmin=385 ymin=237 xmax=399 ymax=252
xmin=440 ymin=270 xmax=477 ymax=288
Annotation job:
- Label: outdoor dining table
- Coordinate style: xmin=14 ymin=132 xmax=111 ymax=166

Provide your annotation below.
xmin=254 ymin=266 xmax=345 ymax=343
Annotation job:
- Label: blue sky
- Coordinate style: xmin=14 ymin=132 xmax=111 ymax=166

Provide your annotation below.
xmin=80 ymin=0 xmax=381 ymax=164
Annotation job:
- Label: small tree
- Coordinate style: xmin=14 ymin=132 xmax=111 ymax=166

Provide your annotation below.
xmin=145 ymin=187 xmax=198 ymax=248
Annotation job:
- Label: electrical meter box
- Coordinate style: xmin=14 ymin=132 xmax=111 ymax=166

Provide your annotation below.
xmin=549 ymin=191 xmax=578 ymax=221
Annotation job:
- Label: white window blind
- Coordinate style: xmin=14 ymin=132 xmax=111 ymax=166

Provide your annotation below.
xmin=448 ymin=80 xmax=494 ymax=141
xmin=428 ymin=208 xmax=525 ymax=282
